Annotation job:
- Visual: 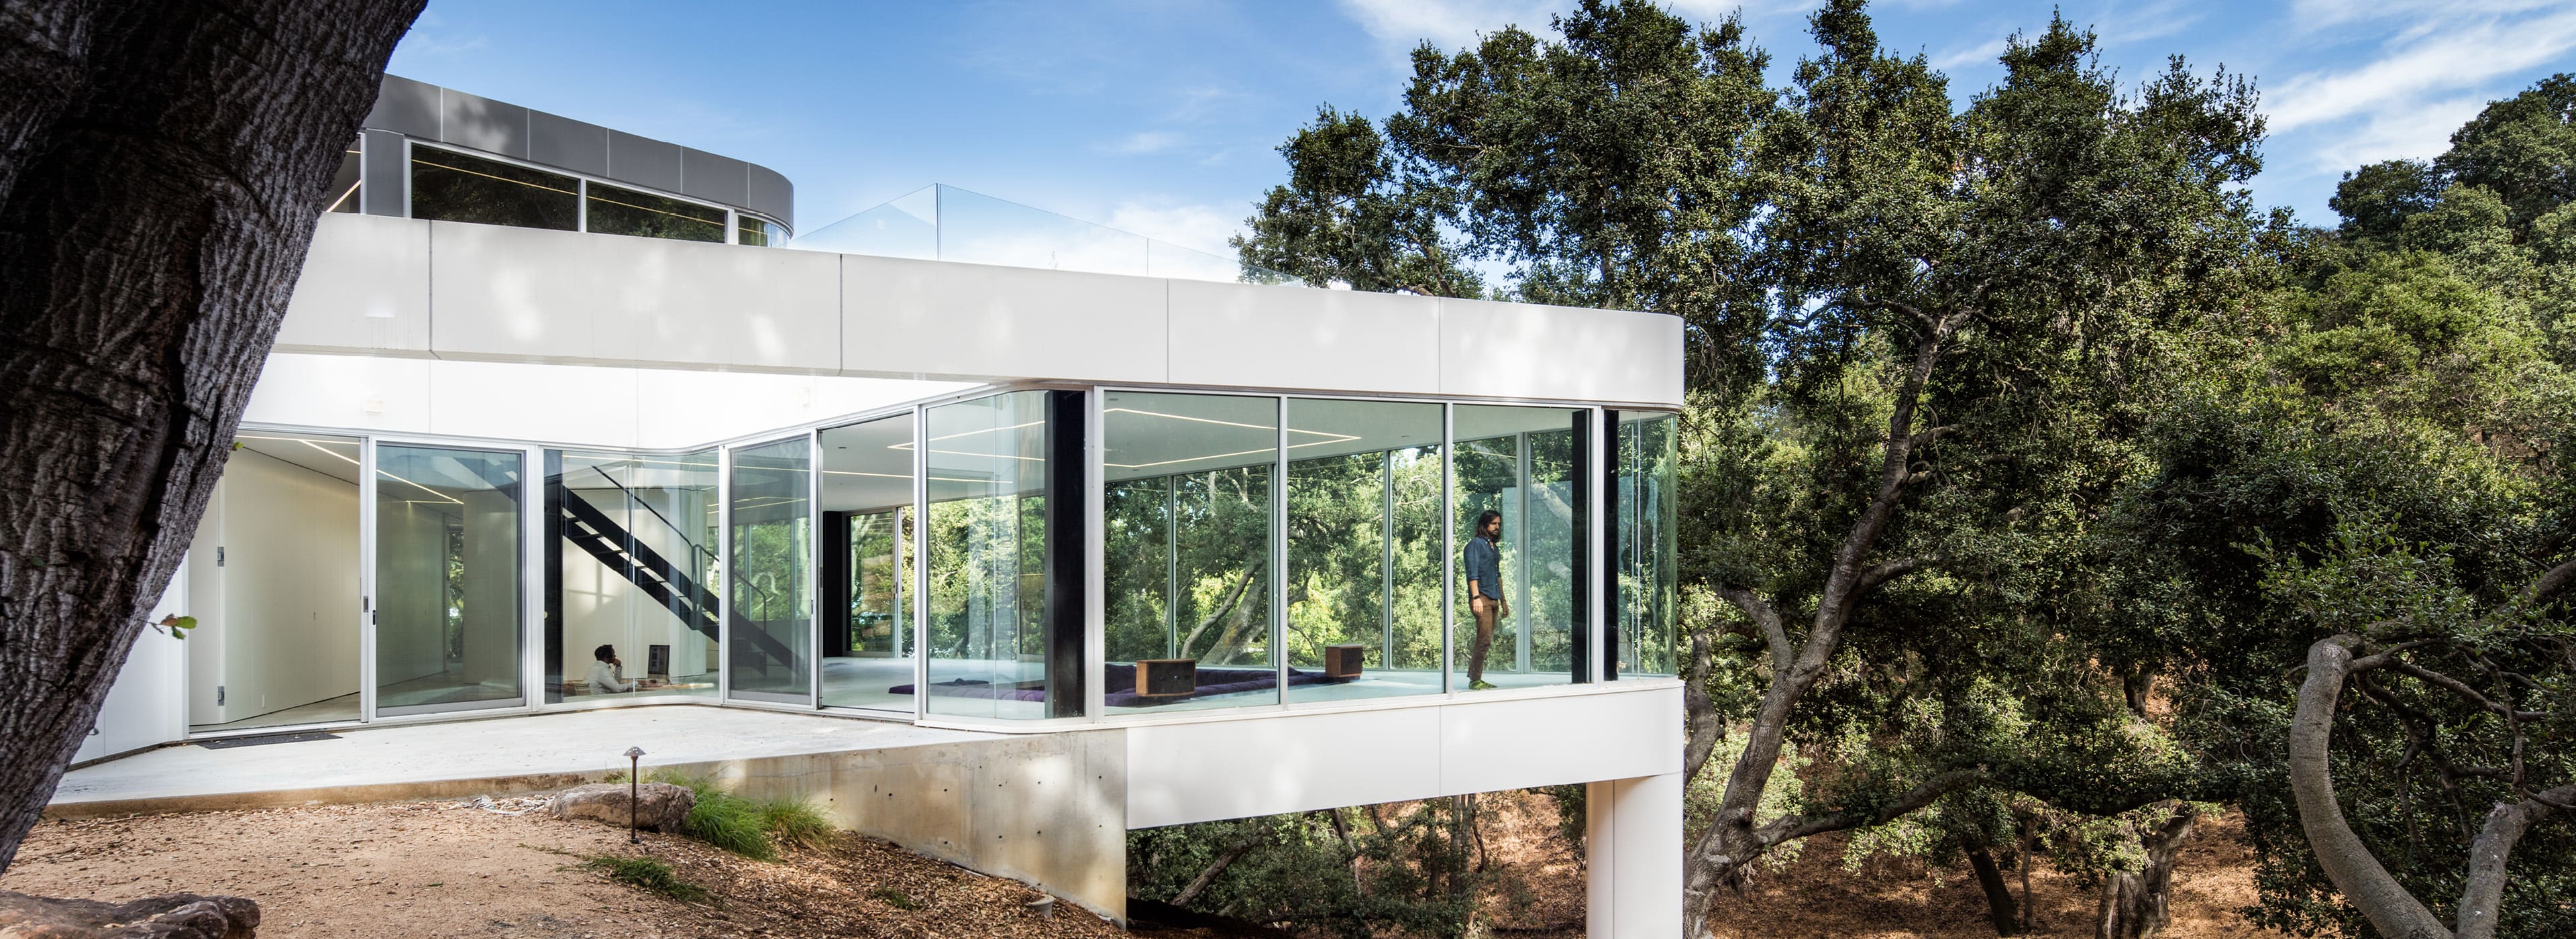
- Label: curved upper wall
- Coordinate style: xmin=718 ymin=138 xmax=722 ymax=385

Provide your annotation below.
xmin=361 ymin=74 xmax=793 ymax=229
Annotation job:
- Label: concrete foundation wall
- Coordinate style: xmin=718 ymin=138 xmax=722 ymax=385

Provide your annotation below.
xmin=655 ymin=728 xmax=1128 ymax=924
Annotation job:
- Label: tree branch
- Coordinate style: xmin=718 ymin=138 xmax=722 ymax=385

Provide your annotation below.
xmin=1752 ymin=769 xmax=1986 ymax=846
xmin=1715 ymin=586 xmax=1792 ymax=673
xmin=2382 ymin=658 xmax=2553 ymax=723
xmin=2456 ymin=784 xmax=2576 ymax=939
xmin=2288 ymin=634 xmax=2451 ymax=939
xmin=1856 ymin=556 xmax=1943 ymax=598
xmin=1682 ymin=631 xmax=1725 ymax=783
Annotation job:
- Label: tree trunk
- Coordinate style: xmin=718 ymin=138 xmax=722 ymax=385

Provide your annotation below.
xmin=1968 ymin=847 xmax=2021 ymax=936
xmin=1173 ymin=826 xmax=1265 ymax=907
xmin=2095 ymin=805 xmax=2197 ymax=939
xmin=0 ymin=0 xmax=422 ymax=873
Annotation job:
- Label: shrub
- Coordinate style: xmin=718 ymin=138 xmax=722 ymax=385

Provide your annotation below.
xmin=636 ymin=773 xmax=833 ymax=861
xmin=582 ymin=854 xmax=711 ymax=904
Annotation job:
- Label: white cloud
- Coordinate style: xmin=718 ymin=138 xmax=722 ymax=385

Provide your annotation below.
xmin=2302 ymin=93 xmax=2491 ymax=172
xmin=1108 ymin=131 xmax=1185 ymax=155
xmin=2265 ymin=5 xmax=2576 ymax=135
xmin=1334 ymin=0 xmax=1810 ymax=62
xmin=1931 ymin=36 xmax=2007 ymax=70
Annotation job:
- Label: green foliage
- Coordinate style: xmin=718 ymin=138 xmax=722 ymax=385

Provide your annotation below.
xmin=868 ymin=886 xmax=920 ymax=910
xmin=581 ymin=854 xmax=712 ymax=905
xmin=623 ymin=773 xmax=835 ymax=862
xmin=1128 ymin=802 xmax=1514 ymax=938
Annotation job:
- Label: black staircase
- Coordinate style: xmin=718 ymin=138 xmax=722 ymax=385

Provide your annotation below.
xmin=558 ymin=476 xmax=798 ymax=670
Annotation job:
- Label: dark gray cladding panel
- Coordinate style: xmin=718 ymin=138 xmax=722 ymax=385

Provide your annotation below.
xmin=680 ymin=148 xmax=749 ymax=207
xmin=607 ymin=131 xmax=683 ymax=193
xmin=747 ymin=165 xmax=795 ymax=228
xmin=529 ymin=111 xmax=610 ymax=178
xmin=360 ymin=129 xmax=408 ymax=216
xmin=439 ymin=89 xmax=529 ymax=160
xmin=366 ymin=75 xmax=440 ymax=139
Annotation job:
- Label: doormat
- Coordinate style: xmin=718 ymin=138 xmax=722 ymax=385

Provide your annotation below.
xmin=194 ymin=731 xmax=341 ymax=749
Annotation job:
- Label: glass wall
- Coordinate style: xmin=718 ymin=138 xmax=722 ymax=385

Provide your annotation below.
xmin=325 ymin=140 xmax=362 ymax=213
xmin=1452 ymin=406 xmax=1586 ymax=692
xmin=549 ymin=449 xmax=720 ymax=704
xmin=408 ymin=147 xmax=578 ymax=231
xmin=728 ymin=437 xmax=814 ymax=703
xmin=1615 ymin=414 xmax=1680 ymax=677
xmin=374 ymin=443 xmax=525 ymax=716
xmin=587 ymin=181 xmax=727 ymax=242
xmin=1283 ymin=399 xmax=1446 ymax=704
xmin=1102 ymin=392 xmax=1280 ymax=714
xmin=738 ymin=215 xmax=788 ymax=246
xmin=819 ymin=414 xmax=916 ymax=712
xmin=921 ymin=392 xmax=1053 ymax=719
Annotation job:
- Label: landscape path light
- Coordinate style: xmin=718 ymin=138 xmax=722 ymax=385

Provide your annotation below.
xmin=625 ymin=747 xmax=645 ymax=844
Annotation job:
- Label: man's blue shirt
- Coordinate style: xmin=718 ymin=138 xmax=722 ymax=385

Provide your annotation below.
xmin=1464 ymin=535 xmax=1503 ymax=600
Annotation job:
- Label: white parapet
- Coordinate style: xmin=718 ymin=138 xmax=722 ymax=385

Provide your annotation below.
xmin=275 ymin=215 xmax=1685 ymax=408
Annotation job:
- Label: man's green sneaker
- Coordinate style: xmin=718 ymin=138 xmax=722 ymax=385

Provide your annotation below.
xmin=1468 ymin=679 xmax=1498 ymax=691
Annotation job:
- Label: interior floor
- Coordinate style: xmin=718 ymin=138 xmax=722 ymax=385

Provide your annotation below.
xmin=189 ymin=692 xmax=361 ymax=734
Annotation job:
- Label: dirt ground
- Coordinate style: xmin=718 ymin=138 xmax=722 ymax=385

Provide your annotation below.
xmin=2 ymin=799 xmax=1120 ymax=939
xmin=2 ymin=792 xmax=2286 ymax=938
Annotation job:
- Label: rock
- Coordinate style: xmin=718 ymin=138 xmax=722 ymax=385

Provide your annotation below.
xmin=0 ymin=889 xmax=259 ymax=938
xmin=548 ymin=783 xmax=695 ymax=834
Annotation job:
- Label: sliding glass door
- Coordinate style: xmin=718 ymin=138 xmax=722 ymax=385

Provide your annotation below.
xmin=373 ymin=443 xmax=528 ymax=716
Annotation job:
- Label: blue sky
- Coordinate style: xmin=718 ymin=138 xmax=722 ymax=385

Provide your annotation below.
xmin=388 ymin=1 xmax=2576 ymax=254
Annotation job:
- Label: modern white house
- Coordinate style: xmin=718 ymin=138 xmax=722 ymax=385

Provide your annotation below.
xmin=66 ymin=76 xmax=1687 ymax=934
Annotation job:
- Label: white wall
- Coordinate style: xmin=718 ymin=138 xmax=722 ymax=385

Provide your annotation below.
xmin=200 ymin=451 xmax=363 ymax=724
xmin=270 ymin=215 xmax=1686 ymax=419
xmin=1124 ymin=681 xmax=1682 ymax=828
xmin=74 ymin=574 xmax=190 ymax=764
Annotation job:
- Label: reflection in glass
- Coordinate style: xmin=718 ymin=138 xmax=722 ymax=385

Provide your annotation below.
xmin=189 ymin=433 xmax=364 ymax=732
xmin=407 ymin=147 xmax=577 ymax=231
xmin=737 ymin=216 xmax=788 ymax=247
xmin=820 ymin=415 xmax=916 ymax=712
xmin=375 ymin=444 xmax=525 ymax=715
xmin=586 ymin=181 xmax=727 ymax=243
xmin=920 ymin=392 xmax=1051 ymax=719
xmin=1452 ymin=405 xmax=1584 ymax=691
xmin=1616 ymin=415 xmax=1680 ymax=677
xmin=1102 ymin=392 xmax=1279 ymax=714
xmin=729 ymin=438 xmax=813 ymax=702
xmin=325 ymin=140 xmax=362 ymax=213
xmin=786 ymin=184 xmax=1295 ymax=284
xmin=1283 ymin=399 xmax=1446 ymax=704
xmin=549 ymin=449 xmax=719 ymax=704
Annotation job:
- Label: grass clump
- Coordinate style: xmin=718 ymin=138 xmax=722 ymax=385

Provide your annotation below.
xmin=869 ymin=886 xmax=920 ymax=910
xmin=636 ymin=773 xmax=835 ymax=861
xmin=582 ymin=854 xmax=710 ymax=904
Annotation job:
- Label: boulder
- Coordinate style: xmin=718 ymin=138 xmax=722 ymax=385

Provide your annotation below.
xmin=549 ymin=782 xmax=695 ymax=834
xmin=0 ymin=889 xmax=259 ymax=938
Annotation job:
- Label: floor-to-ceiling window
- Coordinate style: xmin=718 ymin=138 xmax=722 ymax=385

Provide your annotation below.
xmin=818 ymin=414 xmax=915 ymax=712
xmin=1101 ymin=392 xmax=1281 ymax=714
xmin=919 ymin=392 xmax=1055 ymax=720
xmin=189 ymin=433 xmax=365 ymax=732
xmin=727 ymin=437 xmax=814 ymax=704
xmin=548 ymin=449 xmax=720 ymax=704
xmin=1282 ymin=398 xmax=1446 ymax=704
xmin=1615 ymin=412 xmax=1679 ymax=677
xmin=1452 ymin=406 xmax=1587 ymax=691
xmin=374 ymin=443 xmax=527 ymax=716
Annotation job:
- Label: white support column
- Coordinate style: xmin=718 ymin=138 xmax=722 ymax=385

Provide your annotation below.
xmin=1589 ymin=771 xmax=1684 ymax=938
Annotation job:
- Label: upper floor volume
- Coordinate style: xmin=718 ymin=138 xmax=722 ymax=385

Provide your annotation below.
xmin=326 ymin=75 xmax=794 ymax=247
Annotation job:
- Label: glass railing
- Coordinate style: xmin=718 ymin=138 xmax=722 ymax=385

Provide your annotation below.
xmin=787 ymin=183 xmax=1295 ymax=286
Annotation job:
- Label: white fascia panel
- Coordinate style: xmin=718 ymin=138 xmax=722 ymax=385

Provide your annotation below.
xmin=423 ymin=359 xmax=644 ymax=448
xmin=241 ymin=353 xmax=434 ymax=433
xmin=841 ymin=254 xmax=1169 ymax=384
xmin=1166 ymin=280 xmax=1441 ymax=394
xmin=1124 ymin=706 xmax=1442 ymax=828
xmin=1439 ymin=296 xmax=1684 ymax=406
xmin=427 ymin=222 xmax=840 ymax=372
xmin=275 ymin=213 xmax=431 ymax=355
xmin=1436 ymin=684 xmax=1683 ymax=795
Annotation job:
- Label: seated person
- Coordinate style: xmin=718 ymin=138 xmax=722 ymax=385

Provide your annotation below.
xmin=586 ymin=644 xmax=637 ymax=694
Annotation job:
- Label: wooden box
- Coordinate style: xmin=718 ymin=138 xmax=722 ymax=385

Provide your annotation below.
xmin=1324 ymin=645 xmax=1366 ymax=679
xmin=1137 ymin=659 xmax=1198 ymax=698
